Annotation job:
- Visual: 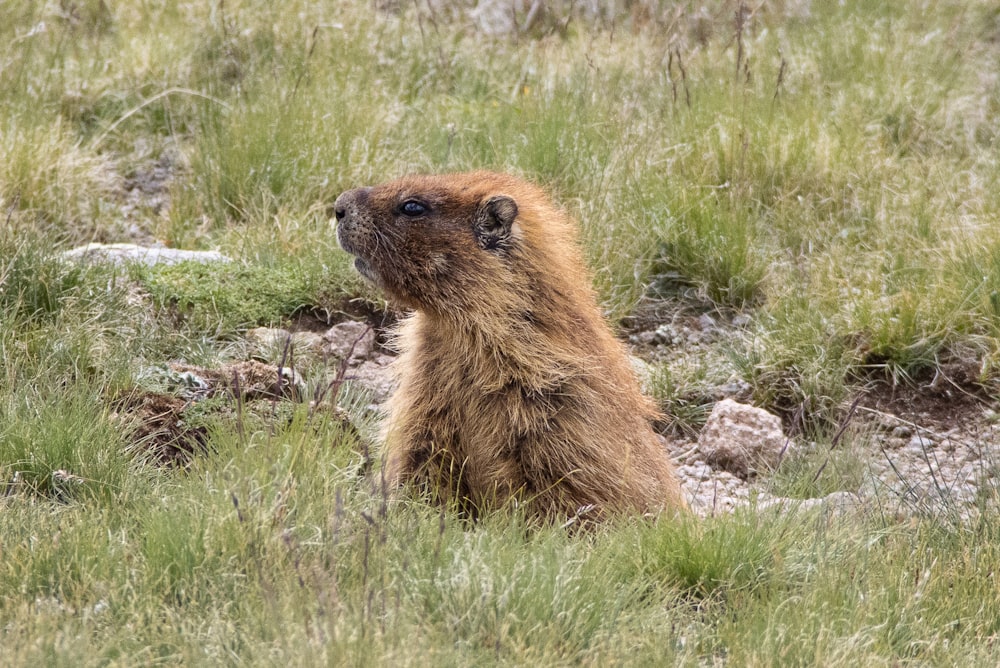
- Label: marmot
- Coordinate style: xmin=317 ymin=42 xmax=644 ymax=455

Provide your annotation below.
xmin=333 ymin=171 xmax=686 ymax=521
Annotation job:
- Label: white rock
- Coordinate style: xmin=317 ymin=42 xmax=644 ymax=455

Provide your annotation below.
xmin=905 ymin=434 xmax=935 ymax=452
xmin=62 ymin=243 xmax=231 ymax=266
xmin=697 ymin=399 xmax=788 ymax=478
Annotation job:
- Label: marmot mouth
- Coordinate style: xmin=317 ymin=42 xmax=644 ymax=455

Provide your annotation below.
xmin=353 ymin=256 xmax=379 ymax=283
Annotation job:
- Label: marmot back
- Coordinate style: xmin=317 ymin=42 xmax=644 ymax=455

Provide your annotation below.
xmin=334 ymin=171 xmax=686 ymax=521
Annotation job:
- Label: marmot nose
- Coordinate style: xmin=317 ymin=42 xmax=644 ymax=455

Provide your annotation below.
xmin=331 ymin=191 xmax=350 ymax=223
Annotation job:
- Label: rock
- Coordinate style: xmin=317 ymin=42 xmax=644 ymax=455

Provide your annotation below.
xmin=469 ymin=0 xmax=532 ymax=35
xmin=630 ymin=330 xmax=657 ymax=345
xmin=247 ymin=327 xmax=291 ymax=349
xmin=651 ymin=323 xmax=678 ymax=346
xmin=62 ymin=243 xmax=231 ymax=266
xmin=324 ymin=321 xmax=376 ymax=364
xmin=697 ymin=399 xmax=788 ymax=478
xmin=682 ymin=467 xmax=750 ymax=515
xmin=697 ymin=313 xmax=717 ymax=331
xmin=731 ymin=313 xmax=752 ymax=328
xmin=905 ymin=434 xmax=935 ymax=453
xmin=345 ymin=354 xmax=396 ymax=406
xmin=891 ymin=425 xmax=913 ymax=439
xmin=712 ymin=379 xmax=751 ymax=400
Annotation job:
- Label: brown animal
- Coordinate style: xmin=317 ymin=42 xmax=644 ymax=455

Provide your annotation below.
xmin=333 ymin=171 xmax=686 ymax=521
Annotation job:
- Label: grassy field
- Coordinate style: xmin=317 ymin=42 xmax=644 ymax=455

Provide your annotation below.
xmin=3 ymin=0 xmax=1000 ymax=664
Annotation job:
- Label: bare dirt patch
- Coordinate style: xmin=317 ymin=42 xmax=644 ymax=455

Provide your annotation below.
xmin=113 ymin=392 xmax=208 ymax=466
xmin=113 ymin=360 xmax=312 ymax=466
xmin=858 ymin=366 xmax=993 ymax=435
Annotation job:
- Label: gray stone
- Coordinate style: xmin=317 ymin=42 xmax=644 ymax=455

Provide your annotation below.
xmin=731 ymin=313 xmax=752 ymax=328
xmin=346 ymin=354 xmax=396 ymax=405
xmin=713 ymin=380 xmax=751 ymax=400
xmin=905 ymin=434 xmax=935 ymax=452
xmin=324 ymin=321 xmax=376 ymax=364
xmin=62 ymin=243 xmax=231 ymax=266
xmin=697 ymin=313 xmax=717 ymax=331
xmin=697 ymin=399 xmax=788 ymax=478
xmin=891 ymin=425 xmax=913 ymax=439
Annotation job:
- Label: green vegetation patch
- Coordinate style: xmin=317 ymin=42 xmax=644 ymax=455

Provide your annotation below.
xmin=137 ymin=260 xmax=327 ymax=334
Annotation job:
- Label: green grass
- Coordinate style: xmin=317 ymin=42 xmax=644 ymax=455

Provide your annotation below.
xmin=3 ymin=0 xmax=1000 ymax=664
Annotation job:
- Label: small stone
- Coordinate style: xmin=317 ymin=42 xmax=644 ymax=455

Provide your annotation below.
xmin=906 ymin=434 xmax=935 ymax=452
xmin=324 ymin=321 xmax=376 ymax=364
xmin=631 ymin=330 xmax=657 ymax=345
xmin=697 ymin=399 xmax=788 ymax=478
xmin=884 ymin=436 xmax=906 ymax=450
xmin=247 ymin=327 xmax=292 ymax=349
xmin=732 ymin=313 xmax=752 ymax=328
xmin=652 ymin=323 xmax=676 ymax=345
xmin=713 ymin=380 xmax=751 ymax=400
xmin=891 ymin=425 xmax=913 ymax=439
xmin=246 ymin=328 xmax=323 ymax=357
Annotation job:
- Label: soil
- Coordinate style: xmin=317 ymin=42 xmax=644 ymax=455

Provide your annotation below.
xmin=113 ymin=392 xmax=208 ymax=466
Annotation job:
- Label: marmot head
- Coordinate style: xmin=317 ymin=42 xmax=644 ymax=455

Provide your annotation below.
xmin=333 ymin=171 xmax=575 ymax=315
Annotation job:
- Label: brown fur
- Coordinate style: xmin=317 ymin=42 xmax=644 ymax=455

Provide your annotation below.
xmin=334 ymin=171 xmax=686 ymax=521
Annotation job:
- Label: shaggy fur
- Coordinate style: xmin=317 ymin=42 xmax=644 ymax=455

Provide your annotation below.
xmin=334 ymin=171 xmax=686 ymax=520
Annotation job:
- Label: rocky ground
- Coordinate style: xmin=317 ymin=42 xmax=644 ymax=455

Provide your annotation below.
xmin=627 ymin=306 xmax=1000 ymax=518
xmin=66 ymin=243 xmax=1000 ymax=519
xmin=293 ymin=312 xmax=998 ymax=518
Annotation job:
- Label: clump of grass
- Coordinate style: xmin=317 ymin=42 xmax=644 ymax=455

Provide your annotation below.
xmin=625 ymin=508 xmax=794 ymax=598
xmin=0 ymin=381 xmax=139 ymax=504
xmin=135 ymin=250 xmax=356 ymax=335
xmin=649 ymin=194 xmax=770 ymax=308
xmin=0 ymin=119 xmax=118 ymax=241
xmin=648 ymin=352 xmax=734 ymax=436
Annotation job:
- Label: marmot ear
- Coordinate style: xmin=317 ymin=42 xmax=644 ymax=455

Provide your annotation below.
xmin=474 ymin=195 xmax=518 ymax=252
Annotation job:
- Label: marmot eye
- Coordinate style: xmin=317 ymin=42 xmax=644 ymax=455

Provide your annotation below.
xmin=400 ymin=200 xmax=427 ymax=217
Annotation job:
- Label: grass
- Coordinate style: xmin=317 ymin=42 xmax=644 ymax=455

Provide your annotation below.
xmin=3 ymin=0 xmax=1000 ymax=664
